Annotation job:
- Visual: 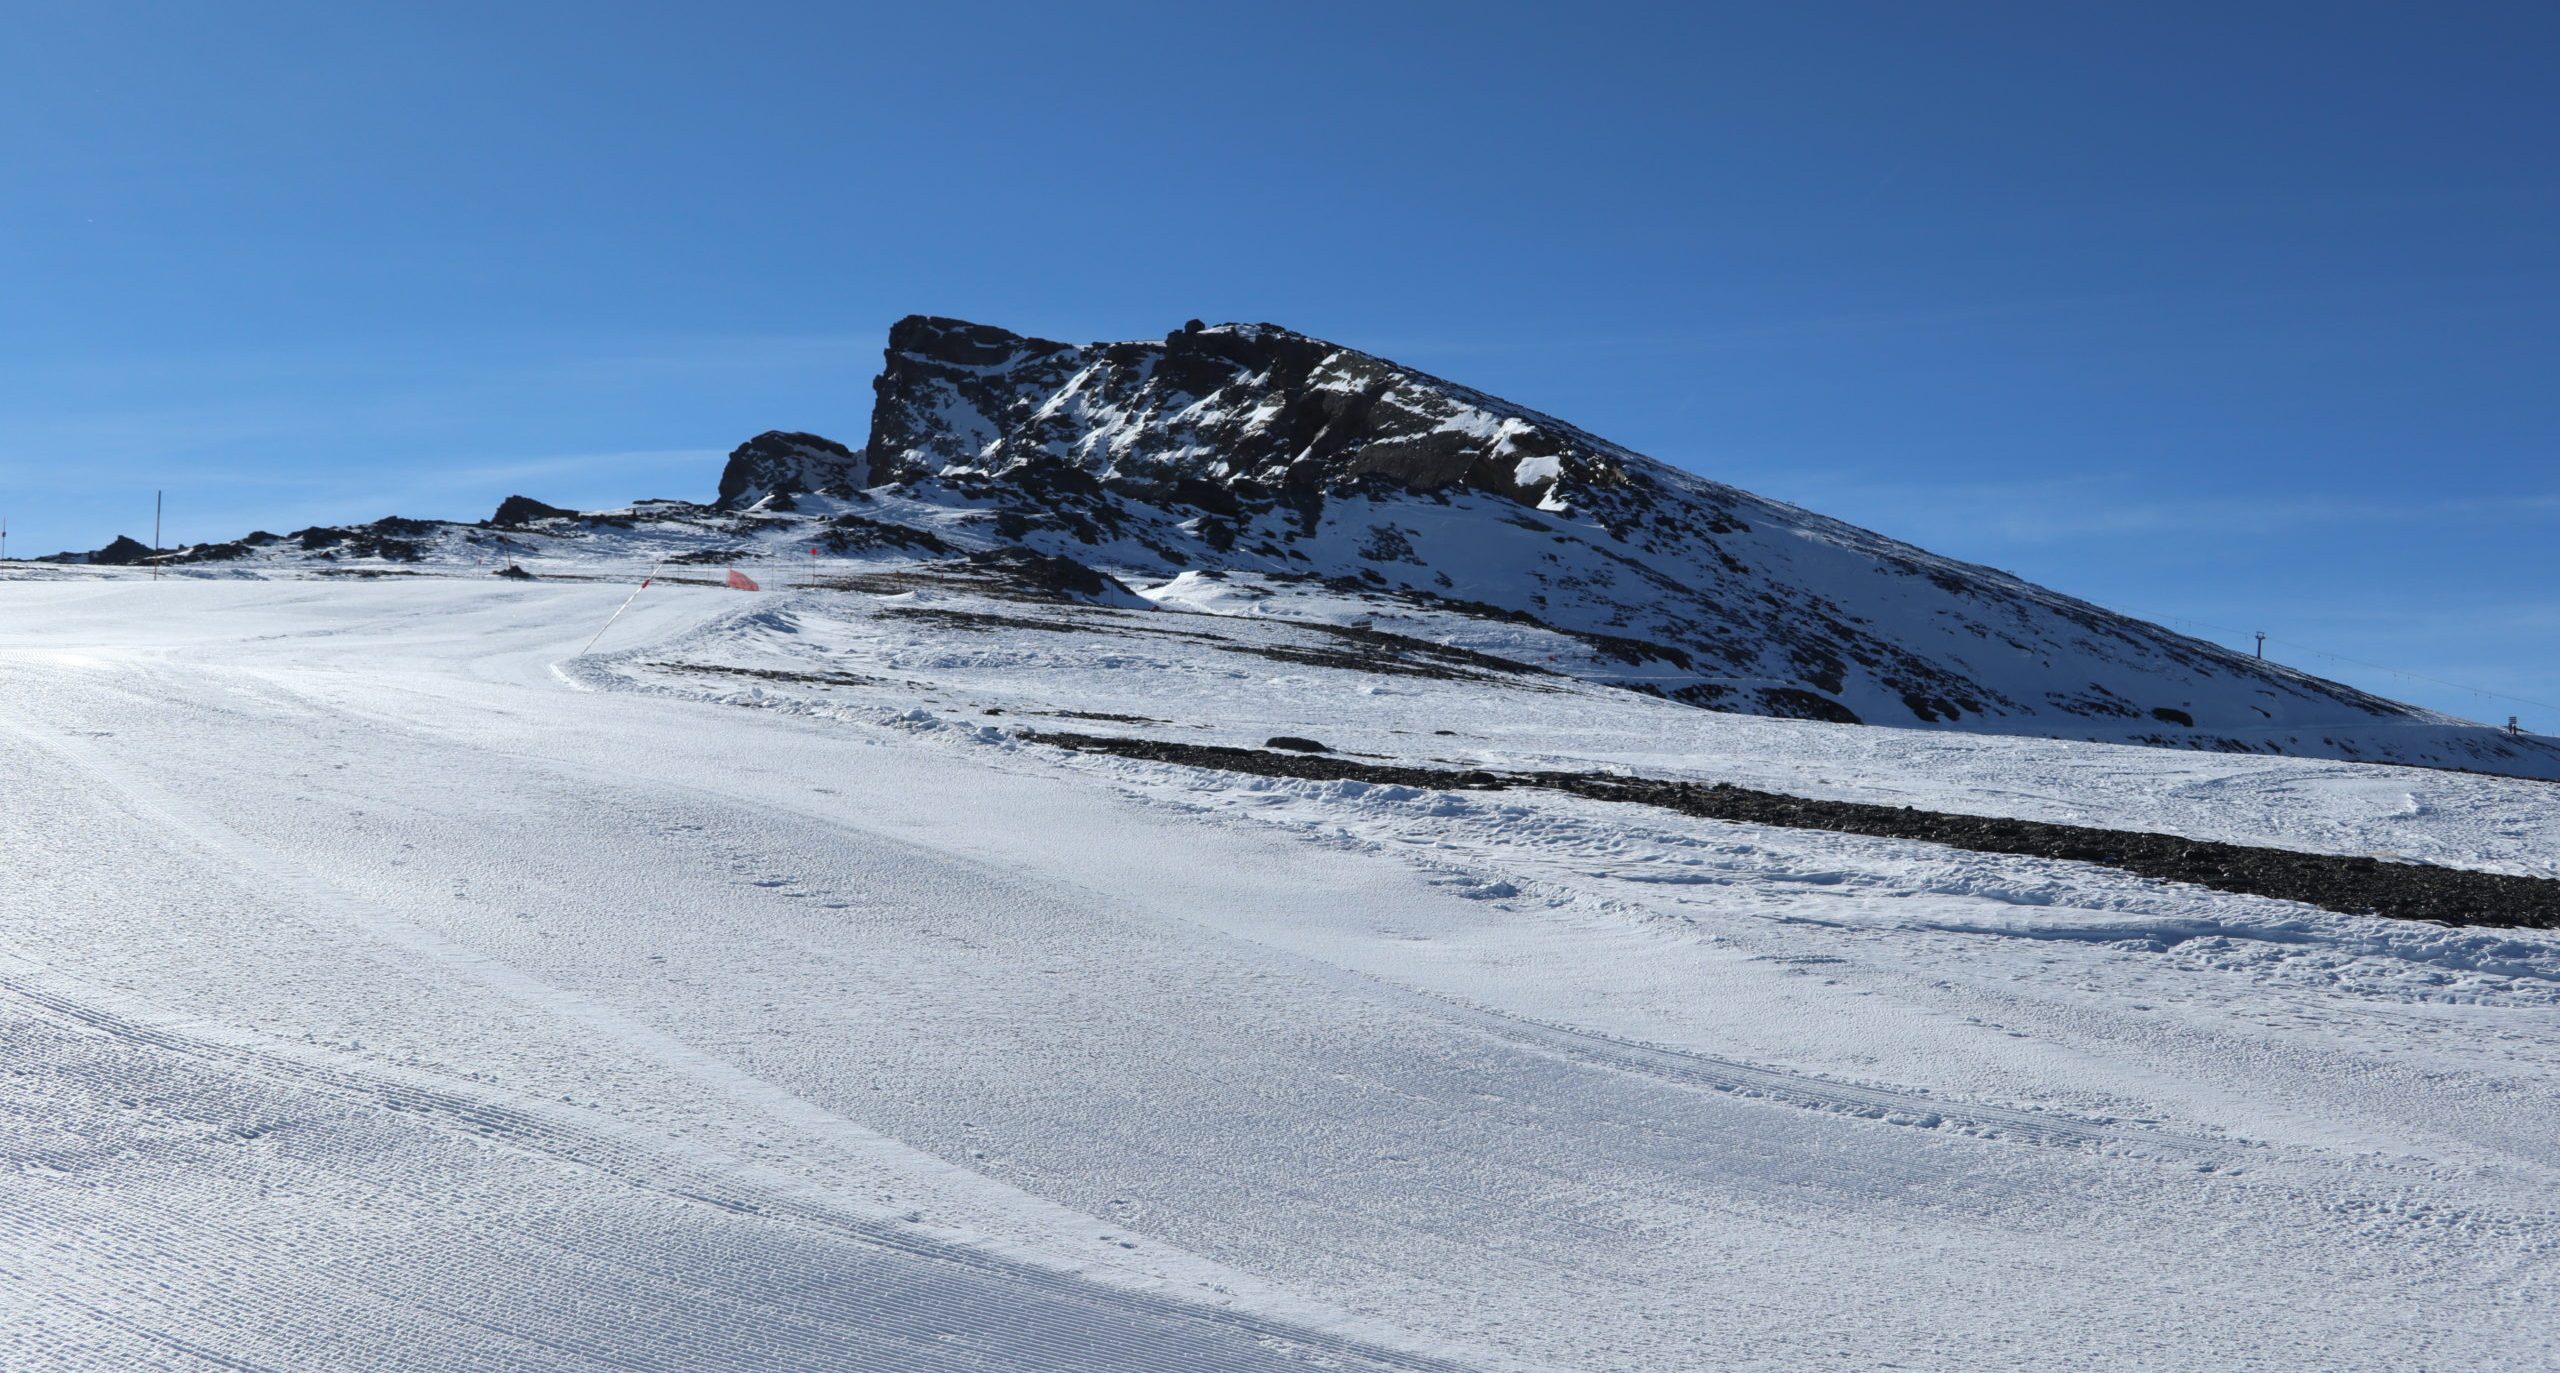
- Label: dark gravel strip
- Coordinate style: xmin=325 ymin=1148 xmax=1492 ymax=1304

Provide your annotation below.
xmin=1022 ymin=732 xmax=2560 ymax=930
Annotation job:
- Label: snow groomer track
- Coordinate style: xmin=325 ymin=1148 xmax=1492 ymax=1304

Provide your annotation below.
xmin=0 ymin=970 xmax=1472 ymax=1373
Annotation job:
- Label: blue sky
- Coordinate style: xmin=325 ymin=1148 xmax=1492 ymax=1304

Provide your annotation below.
xmin=4 ymin=3 xmax=2553 ymax=722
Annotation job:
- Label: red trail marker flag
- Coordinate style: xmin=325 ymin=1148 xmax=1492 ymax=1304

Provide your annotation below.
xmin=726 ymin=569 xmax=762 ymax=592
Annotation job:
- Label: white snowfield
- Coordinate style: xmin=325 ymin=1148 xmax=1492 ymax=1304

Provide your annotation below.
xmin=2 ymin=571 xmax=2556 ymax=1372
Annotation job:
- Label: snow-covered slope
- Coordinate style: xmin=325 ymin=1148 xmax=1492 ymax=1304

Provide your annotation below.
xmin=41 ymin=313 xmax=2558 ymax=780
xmin=3 ymin=575 xmax=2556 ymax=1371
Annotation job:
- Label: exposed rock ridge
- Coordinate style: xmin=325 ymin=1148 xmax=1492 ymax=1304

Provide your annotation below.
xmin=864 ymin=314 xmax=1617 ymax=508
xmin=852 ymin=314 xmax=2424 ymax=739
xmin=717 ymin=430 xmax=869 ymax=510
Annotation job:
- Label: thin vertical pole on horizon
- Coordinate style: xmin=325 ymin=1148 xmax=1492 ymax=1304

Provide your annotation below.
xmin=153 ymin=491 xmax=163 ymax=580
xmin=2254 ymin=631 xmax=2266 ymax=659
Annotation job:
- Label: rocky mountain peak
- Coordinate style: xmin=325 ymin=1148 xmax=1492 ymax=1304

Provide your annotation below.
xmin=48 ymin=310 xmax=2554 ymax=778
xmin=863 ymin=314 xmax=1619 ymax=510
xmin=715 ymin=430 xmax=869 ymax=510
xmin=838 ymin=315 xmax=2485 ymax=755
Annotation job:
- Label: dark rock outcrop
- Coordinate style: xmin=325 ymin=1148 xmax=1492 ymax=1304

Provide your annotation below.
xmin=864 ymin=314 xmax=1590 ymax=507
xmin=41 ymin=535 xmax=155 ymax=565
xmin=957 ymin=547 xmax=1141 ymax=605
xmin=490 ymin=495 xmax=578 ymax=526
xmin=717 ymin=430 xmax=868 ymax=509
xmin=90 ymin=535 xmax=155 ymax=565
xmin=1264 ymin=736 xmax=1333 ymax=753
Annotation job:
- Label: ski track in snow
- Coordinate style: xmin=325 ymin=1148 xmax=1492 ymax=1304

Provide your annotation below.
xmin=2 ymin=574 xmax=2556 ymax=1372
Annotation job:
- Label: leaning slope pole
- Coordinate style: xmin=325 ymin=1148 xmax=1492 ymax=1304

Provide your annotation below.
xmin=580 ymin=557 xmax=669 ymax=655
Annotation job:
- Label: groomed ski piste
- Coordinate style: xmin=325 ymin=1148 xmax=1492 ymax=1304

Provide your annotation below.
xmin=3 ymin=556 xmax=2556 ymax=1371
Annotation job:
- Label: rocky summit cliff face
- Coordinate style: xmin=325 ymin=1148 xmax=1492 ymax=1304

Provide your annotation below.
xmin=862 ymin=315 xmax=1599 ymax=508
xmin=735 ymin=315 xmax=2481 ymax=758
